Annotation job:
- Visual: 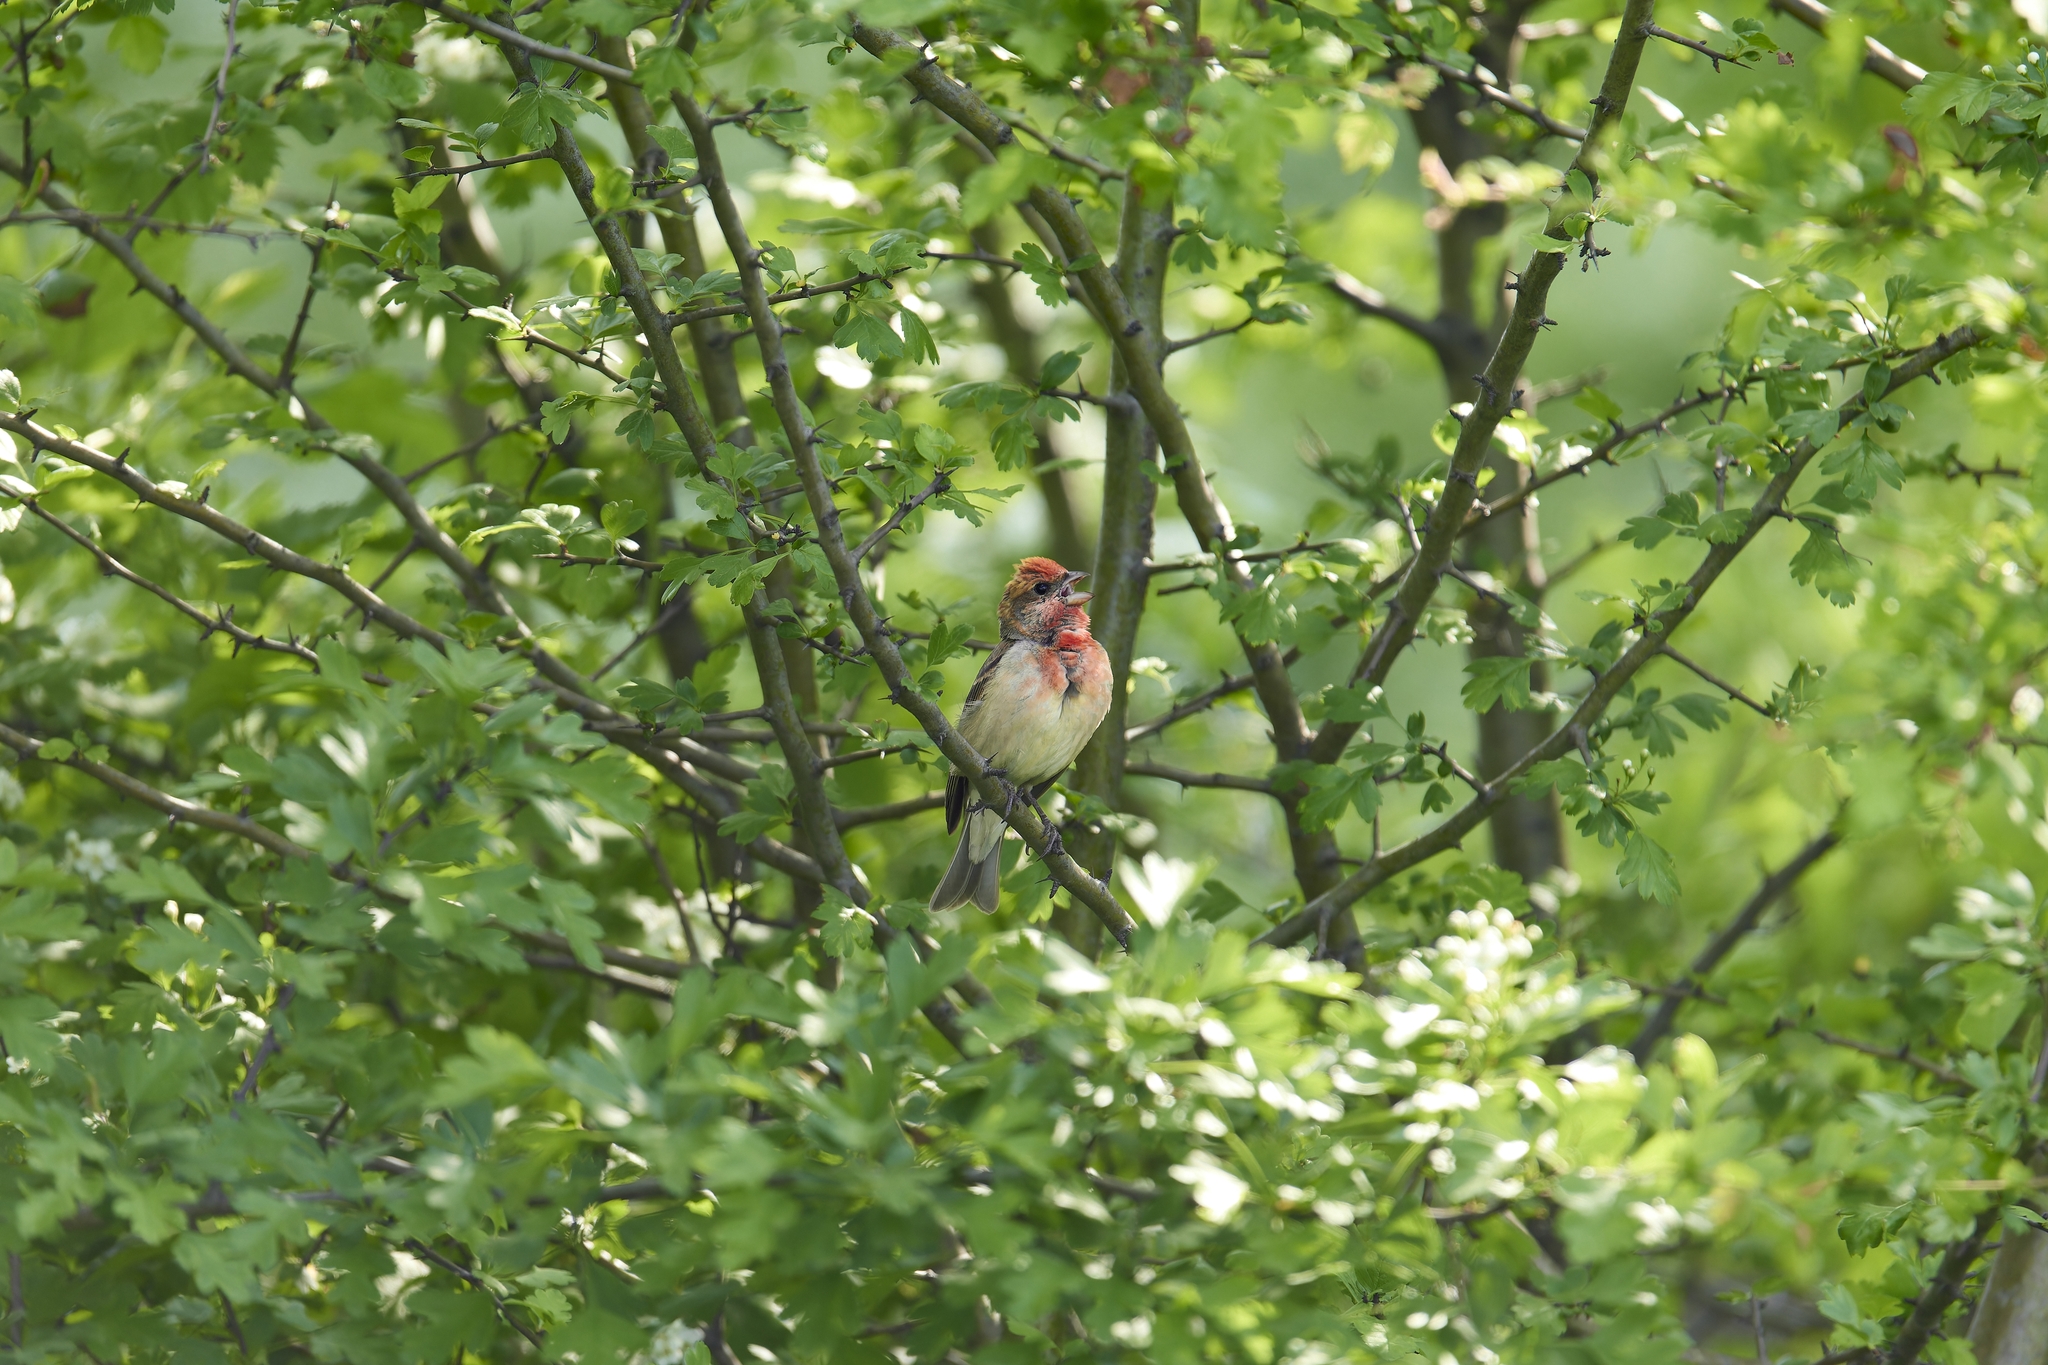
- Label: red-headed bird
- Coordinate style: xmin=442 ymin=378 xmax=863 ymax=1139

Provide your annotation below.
xmin=929 ymin=557 xmax=1112 ymax=912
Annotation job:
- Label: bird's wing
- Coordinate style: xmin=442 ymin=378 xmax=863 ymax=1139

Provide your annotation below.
xmin=947 ymin=637 xmax=1015 ymax=834
xmin=957 ymin=636 xmax=1013 ymax=729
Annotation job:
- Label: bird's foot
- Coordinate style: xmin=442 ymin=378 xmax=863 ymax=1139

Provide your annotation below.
xmin=1018 ymin=787 xmax=1065 ymax=862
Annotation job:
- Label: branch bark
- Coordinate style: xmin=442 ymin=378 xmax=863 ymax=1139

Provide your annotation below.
xmin=1628 ymin=829 xmax=1840 ymax=1057
xmin=1767 ymin=0 xmax=1927 ymax=90
xmin=1257 ymin=325 xmax=1980 ymax=947
xmin=848 ymin=18 xmax=1341 ymax=907
xmin=1063 ymin=1 xmax=1195 ymax=947
xmin=510 ymin=49 xmax=871 ymax=961
xmin=669 ymin=85 xmax=1137 ymax=949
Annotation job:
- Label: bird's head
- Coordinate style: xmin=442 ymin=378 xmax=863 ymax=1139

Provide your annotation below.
xmin=998 ymin=557 xmax=1091 ymax=638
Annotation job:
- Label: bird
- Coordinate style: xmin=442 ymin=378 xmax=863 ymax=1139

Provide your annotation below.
xmin=929 ymin=557 xmax=1112 ymax=913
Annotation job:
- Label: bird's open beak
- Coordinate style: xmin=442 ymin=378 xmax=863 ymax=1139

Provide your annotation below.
xmin=1058 ymin=570 xmax=1091 ymax=605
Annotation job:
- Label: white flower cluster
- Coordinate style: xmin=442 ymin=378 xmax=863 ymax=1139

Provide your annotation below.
xmin=63 ymin=832 xmax=118 ymax=883
xmin=1434 ymin=904 xmax=1539 ymax=997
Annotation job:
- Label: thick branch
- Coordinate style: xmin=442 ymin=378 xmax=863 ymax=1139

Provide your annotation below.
xmin=513 ymin=49 xmax=871 ymax=928
xmin=671 ymin=86 xmax=1136 ymax=950
xmin=849 ymin=16 xmax=1334 ymax=901
xmin=1258 ymin=325 xmax=1981 ymax=946
xmin=1307 ymin=0 xmax=1664 ymax=770
xmin=1885 ymin=1207 xmax=2001 ymax=1365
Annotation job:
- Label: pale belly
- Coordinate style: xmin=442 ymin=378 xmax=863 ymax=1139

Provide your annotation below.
xmin=958 ymin=641 xmax=1112 ymax=786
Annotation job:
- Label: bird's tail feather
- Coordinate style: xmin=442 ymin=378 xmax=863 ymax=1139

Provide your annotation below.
xmin=930 ymin=808 xmax=1005 ymax=913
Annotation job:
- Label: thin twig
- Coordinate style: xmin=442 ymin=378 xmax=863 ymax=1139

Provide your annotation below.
xmin=128 ymin=0 xmax=242 ymax=240
xmin=404 ymin=419 xmax=532 ymax=485
xmin=231 ymin=984 xmax=297 ymax=1107
xmin=666 ymin=265 xmax=918 ymax=330
xmin=1639 ymin=21 xmax=1749 ymax=69
xmin=402 ymin=149 xmax=554 ymax=179
xmin=1125 ymin=670 xmax=1259 ymax=742
xmin=851 ymin=473 xmax=951 ymax=565
xmin=1794 ymin=1023 xmax=1967 ymax=1088
xmin=1629 ymin=829 xmax=1839 ymax=1056
xmin=1124 ymin=761 xmax=1274 ymax=793
xmin=834 ymin=793 xmax=945 ymax=828
xmin=1165 ymin=318 xmax=1257 ymax=354
xmin=1659 ymin=643 xmax=1776 ymax=719
xmin=403 ymin=1240 xmax=547 ymax=1349
xmin=276 ymin=234 xmax=326 ymax=390
xmin=23 ymin=501 xmax=325 ymax=667
xmin=642 ymin=834 xmax=705 ymax=966
xmin=1422 ymin=56 xmax=1588 ymax=140
xmin=1766 ymin=0 xmax=1926 ymax=89
xmin=592 ymin=596 xmax=692 ymax=681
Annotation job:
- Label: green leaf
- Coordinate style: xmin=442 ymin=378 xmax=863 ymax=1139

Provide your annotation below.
xmin=1462 ymin=656 xmax=1537 ymax=711
xmin=917 ymin=622 xmax=968 ymax=669
xmin=1012 ymin=243 xmax=1070 ymax=306
xmin=0 ymin=277 xmax=36 ymax=328
xmin=366 ymin=60 xmax=431 ymax=108
xmin=960 ymin=145 xmax=1063 ymax=225
xmin=1573 ymin=386 xmax=1623 ymax=422
xmin=1837 ymin=1204 xmax=1910 ymax=1257
xmin=1617 ymin=831 xmax=1679 ymax=902
xmin=1954 ymin=960 xmax=2029 ymax=1050
xmin=505 ymin=81 xmax=606 ymax=145
xmin=814 ymin=890 xmax=875 ymax=957
xmin=106 ymin=15 xmax=168 ymax=74
xmin=1820 ymin=436 xmax=1904 ymax=500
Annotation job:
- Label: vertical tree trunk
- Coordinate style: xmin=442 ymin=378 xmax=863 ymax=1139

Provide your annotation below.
xmin=965 ymin=223 xmax=1089 ymax=571
xmin=1409 ymin=27 xmax=1567 ymax=887
xmin=1059 ymin=0 xmax=1194 ymax=951
xmin=600 ymin=38 xmax=829 ymax=949
xmin=1970 ymin=1227 xmax=2048 ymax=1365
xmin=1062 ymin=178 xmax=1170 ymax=953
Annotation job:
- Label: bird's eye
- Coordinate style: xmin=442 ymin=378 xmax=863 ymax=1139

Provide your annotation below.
xmin=1033 ymin=582 xmax=1051 ymax=595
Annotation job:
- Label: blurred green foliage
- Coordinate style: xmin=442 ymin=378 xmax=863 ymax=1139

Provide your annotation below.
xmin=3 ymin=0 xmax=2048 ymax=1359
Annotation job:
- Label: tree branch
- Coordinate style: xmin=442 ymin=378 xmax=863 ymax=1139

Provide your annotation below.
xmin=1420 ymin=57 xmax=1588 ymax=140
xmin=1318 ymin=264 xmax=1450 ymax=355
xmin=1767 ymin=0 xmax=1927 ymax=89
xmin=517 ymin=53 xmax=873 ymax=932
xmin=1658 ymin=643 xmax=1776 ymax=719
xmin=1124 ymin=762 xmax=1274 ymax=794
xmin=671 ymin=82 xmax=1137 ymax=950
xmin=414 ymin=0 xmax=633 ymax=83
xmin=1883 ymin=1206 xmax=2001 ymax=1365
xmin=1125 ymin=670 xmax=1258 ymax=743
xmin=1628 ymin=829 xmax=1840 ymax=1057
xmin=0 ymin=718 xmax=305 ymax=859
xmin=21 ymin=500 xmax=324 ymax=669
xmin=1797 ymin=1024 xmax=1968 ymax=1088
xmin=1257 ymin=325 xmax=1981 ymax=947
xmin=849 ymin=16 xmax=1337 ymax=904
xmin=1639 ymin=22 xmax=1749 ymax=70
xmin=851 ymin=473 xmax=951 ymax=566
